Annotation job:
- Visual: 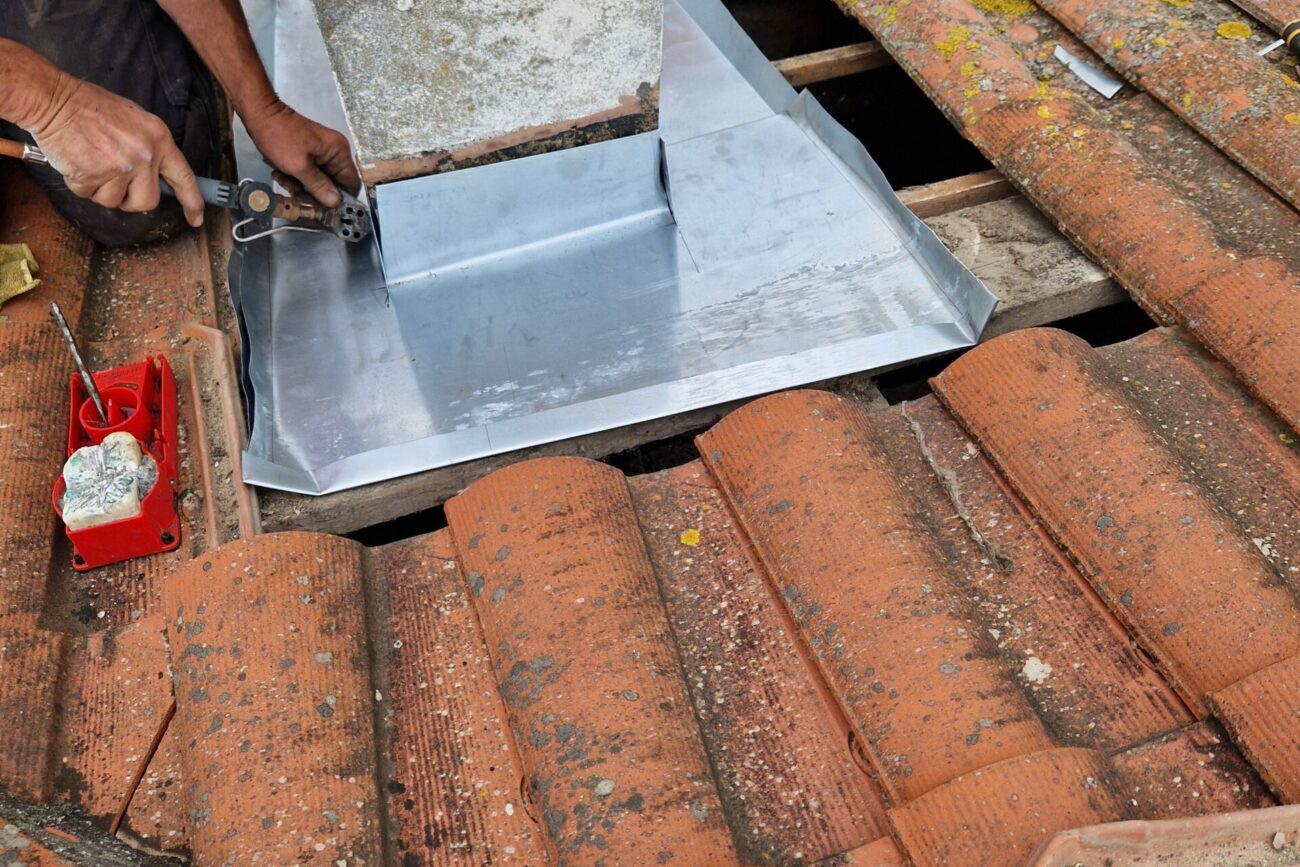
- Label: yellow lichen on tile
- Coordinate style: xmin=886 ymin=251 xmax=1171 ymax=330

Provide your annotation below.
xmin=937 ymin=25 xmax=970 ymax=61
xmin=1215 ymin=21 xmax=1252 ymax=40
xmin=968 ymin=0 xmax=1034 ymax=17
xmin=679 ymin=528 xmax=701 ymax=547
xmin=1153 ymin=35 xmax=1170 ymax=47
xmin=1285 ymin=113 xmax=1300 ymax=125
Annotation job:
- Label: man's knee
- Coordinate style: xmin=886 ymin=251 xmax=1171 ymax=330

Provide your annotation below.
xmin=44 ymin=186 xmax=191 ymax=249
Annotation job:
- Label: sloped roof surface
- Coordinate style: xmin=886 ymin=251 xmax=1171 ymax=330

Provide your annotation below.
xmin=144 ymin=325 xmax=1297 ymax=866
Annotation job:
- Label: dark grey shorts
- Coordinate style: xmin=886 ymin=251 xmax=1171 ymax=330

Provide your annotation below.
xmin=1 ymin=0 xmax=224 ymax=247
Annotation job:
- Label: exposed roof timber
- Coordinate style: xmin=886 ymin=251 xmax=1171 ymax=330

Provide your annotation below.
xmin=773 ymin=40 xmax=894 ymax=87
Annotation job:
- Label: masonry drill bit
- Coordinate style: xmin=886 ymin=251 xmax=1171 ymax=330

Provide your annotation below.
xmin=50 ymin=300 xmax=108 ymax=425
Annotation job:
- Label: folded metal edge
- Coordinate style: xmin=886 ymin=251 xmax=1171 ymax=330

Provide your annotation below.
xmin=243 ymin=320 xmax=978 ymax=495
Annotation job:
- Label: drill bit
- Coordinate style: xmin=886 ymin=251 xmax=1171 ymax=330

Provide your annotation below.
xmin=50 ymin=300 xmax=108 ymax=425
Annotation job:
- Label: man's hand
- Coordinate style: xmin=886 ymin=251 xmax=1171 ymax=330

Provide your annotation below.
xmin=243 ymin=100 xmax=361 ymax=208
xmin=26 ymin=74 xmax=205 ymax=226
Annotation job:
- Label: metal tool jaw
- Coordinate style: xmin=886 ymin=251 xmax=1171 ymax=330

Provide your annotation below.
xmin=230 ymin=179 xmax=373 ymax=244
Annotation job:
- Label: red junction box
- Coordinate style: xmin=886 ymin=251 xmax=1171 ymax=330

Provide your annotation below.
xmin=51 ymin=355 xmax=181 ymax=571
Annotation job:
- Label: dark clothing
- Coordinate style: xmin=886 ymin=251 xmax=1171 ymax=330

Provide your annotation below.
xmin=2 ymin=0 xmax=223 ymax=247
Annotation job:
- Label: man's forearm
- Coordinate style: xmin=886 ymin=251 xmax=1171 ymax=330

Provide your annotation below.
xmin=156 ymin=0 xmax=281 ymax=125
xmin=0 ymin=38 xmax=73 ymax=131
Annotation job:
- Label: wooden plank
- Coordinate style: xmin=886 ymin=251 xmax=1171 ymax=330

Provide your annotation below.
xmin=257 ymin=190 xmax=1124 ymax=536
xmin=773 ymin=41 xmax=894 ymax=87
xmin=897 ymin=169 xmax=1017 ymax=218
xmin=925 ymin=195 xmax=1125 ymax=339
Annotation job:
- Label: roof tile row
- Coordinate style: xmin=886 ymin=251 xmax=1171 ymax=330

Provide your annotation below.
xmin=1034 ymin=0 xmax=1300 ymax=209
xmin=838 ymin=0 xmax=1300 ymax=432
xmin=143 ymin=324 xmax=1294 ymax=865
xmin=933 ymin=328 xmax=1300 ymax=708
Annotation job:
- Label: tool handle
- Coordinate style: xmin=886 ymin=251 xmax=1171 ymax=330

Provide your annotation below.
xmin=0 ymin=139 xmax=24 ymax=160
xmin=1286 ymin=20 xmax=1300 ymax=53
xmin=159 ymin=176 xmax=236 ymax=209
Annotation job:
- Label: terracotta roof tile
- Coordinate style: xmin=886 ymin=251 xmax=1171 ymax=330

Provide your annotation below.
xmin=1033 ymin=0 xmax=1300 ymax=210
xmin=55 ymin=615 xmax=185 ymax=849
xmin=1110 ymin=721 xmax=1275 ymax=819
xmin=932 ymin=328 xmax=1300 ymax=710
xmin=630 ymin=461 xmax=888 ymax=863
xmin=375 ymin=530 xmax=547 ymax=864
xmin=163 ymin=533 xmax=385 ymax=864
xmin=0 ymin=323 xmax=72 ymax=619
xmin=887 ymin=747 xmax=1125 ymax=867
xmin=1098 ymin=330 xmax=1300 ymax=583
xmin=698 ymin=391 xmax=1054 ymax=803
xmin=445 ymin=458 xmax=738 ymax=863
xmin=871 ymin=398 xmax=1190 ymax=750
xmin=0 ymin=621 xmax=67 ymax=802
xmin=838 ymin=1 xmax=1300 ymax=431
xmin=1210 ymin=655 xmax=1300 ymax=803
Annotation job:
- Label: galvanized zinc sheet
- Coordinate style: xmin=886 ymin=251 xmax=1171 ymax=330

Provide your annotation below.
xmin=230 ymin=0 xmax=996 ymax=494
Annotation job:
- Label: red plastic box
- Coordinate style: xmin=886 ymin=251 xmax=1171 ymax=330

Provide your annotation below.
xmin=51 ymin=355 xmax=181 ymax=571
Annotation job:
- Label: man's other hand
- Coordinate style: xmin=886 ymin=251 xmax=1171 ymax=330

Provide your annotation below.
xmin=28 ymin=75 xmax=205 ymax=226
xmin=244 ymin=100 xmax=360 ymax=208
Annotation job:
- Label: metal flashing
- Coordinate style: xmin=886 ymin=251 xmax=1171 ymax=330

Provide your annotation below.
xmin=230 ymin=0 xmax=996 ymax=494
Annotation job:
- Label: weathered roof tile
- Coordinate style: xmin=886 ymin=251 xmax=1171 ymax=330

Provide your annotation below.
xmin=163 ymin=533 xmax=385 ymax=864
xmin=888 ymin=747 xmax=1125 ymax=867
xmin=933 ymin=328 xmax=1300 ymax=709
xmin=1210 ymin=655 xmax=1300 ymax=803
xmin=699 ymin=391 xmax=1054 ymax=803
xmin=376 ymin=530 xmax=547 ymax=864
xmin=630 ymin=461 xmax=888 ymax=863
xmin=446 ymin=458 xmax=738 ymax=863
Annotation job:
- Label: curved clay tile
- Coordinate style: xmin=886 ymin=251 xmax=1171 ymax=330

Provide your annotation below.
xmin=0 ymin=321 xmax=74 ymax=803
xmin=446 ymin=457 xmax=737 ymax=864
xmin=163 ymin=532 xmax=385 ymax=865
xmin=698 ymin=390 xmax=1053 ymax=804
xmin=1109 ymin=720 xmax=1275 ymax=818
xmin=1211 ymin=654 xmax=1300 ymax=803
xmin=871 ymin=398 xmax=1190 ymax=751
xmin=933 ymin=328 xmax=1300 ymax=711
xmin=837 ymin=1 xmax=1300 ymax=431
xmin=57 ymin=614 xmax=186 ymax=849
xmin=630 ymin=460 xmax=889 ymax=863
xmin=888 ymin=747 xmax=1125 ymax=867
xmin=1034 ymin=0 xmax=1300 ymax=209
xmin=376 ymin=530 xmax=548 ymax=864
